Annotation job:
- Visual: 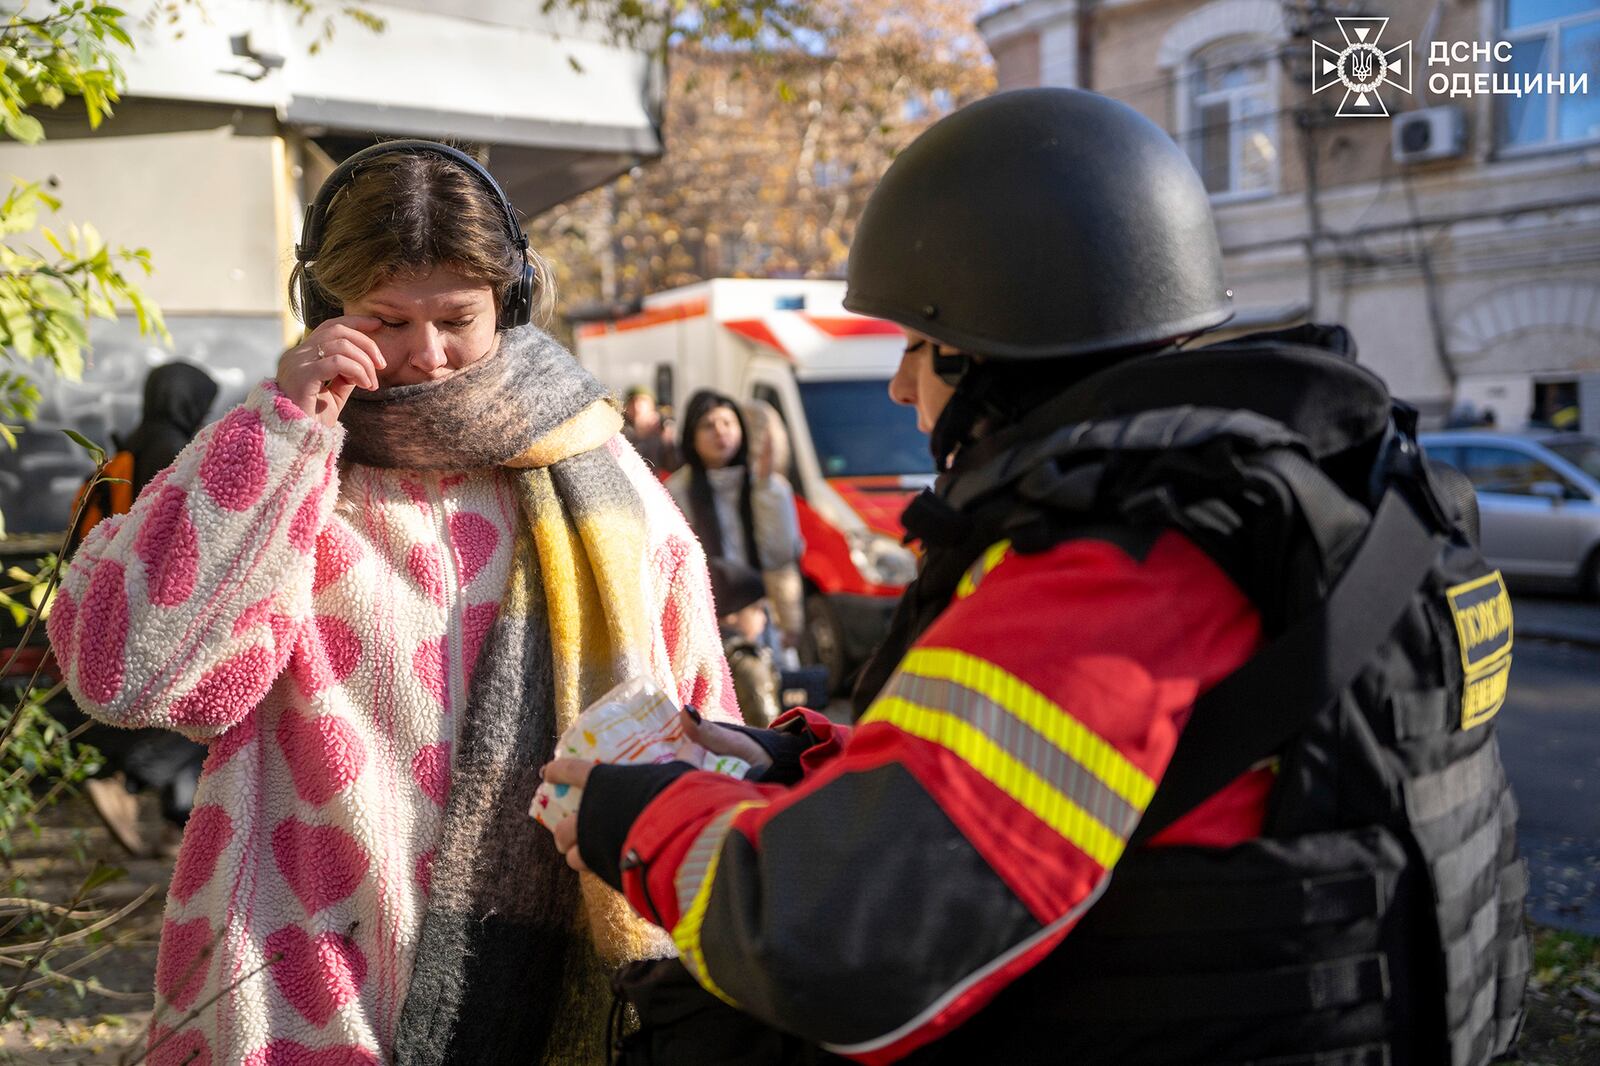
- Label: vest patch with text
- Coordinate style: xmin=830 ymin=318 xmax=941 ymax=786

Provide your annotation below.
xmin=1446 ymin=571 xmax=1513 ymax=730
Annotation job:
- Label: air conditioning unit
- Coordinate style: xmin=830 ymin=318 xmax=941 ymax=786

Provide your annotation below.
xmin=1392 ymin=106 xmax=1467 ymax=164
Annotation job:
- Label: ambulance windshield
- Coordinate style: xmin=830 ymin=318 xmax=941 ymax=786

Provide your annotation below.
xmin=799 ymin=380 xmax=936 ymax=478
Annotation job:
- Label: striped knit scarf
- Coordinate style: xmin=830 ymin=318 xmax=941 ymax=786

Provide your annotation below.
xmin=339 ymin=326 xmax=674 ymax=1065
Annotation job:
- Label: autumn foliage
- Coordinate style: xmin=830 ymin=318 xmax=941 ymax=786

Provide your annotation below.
xmin=528 ymin=0 xmax=995 ymax=314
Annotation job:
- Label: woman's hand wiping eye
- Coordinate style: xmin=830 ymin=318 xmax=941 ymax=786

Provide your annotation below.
xmin=277 ymin=316 xmax=388 ymax=428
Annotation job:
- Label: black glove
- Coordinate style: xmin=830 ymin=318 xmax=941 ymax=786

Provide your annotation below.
xmin=577 ymin=762 xmax=692 ymax=892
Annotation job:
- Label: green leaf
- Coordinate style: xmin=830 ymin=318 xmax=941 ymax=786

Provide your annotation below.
xmin=81 ymin=862 xmax=125 ymax=893
xmin=62 ymin=428 xmax=106 ymax=463
xmin=2 ymin=111 xmax=45 ymax=144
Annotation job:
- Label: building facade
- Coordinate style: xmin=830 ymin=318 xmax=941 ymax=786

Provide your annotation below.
xmin=978 ymin=0 xmax=1600 ymax=432
xmin=0 ymin=0 xmax=663 ymax=532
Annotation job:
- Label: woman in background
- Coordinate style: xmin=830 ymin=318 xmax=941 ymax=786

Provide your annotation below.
xmin=666 ymin=390 xmax=804 ymax=654
xmin=741 ymin=399 xmax=806 ymax=653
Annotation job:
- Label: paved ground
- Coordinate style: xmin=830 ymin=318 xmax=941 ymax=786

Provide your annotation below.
xmin=0 ymin=793 xmax=167 ymax=1064
xmin=1499 ymin=597 xmax=1600 ymax=936
xmin=1515 ymin=592 xmax=1600 ymax=649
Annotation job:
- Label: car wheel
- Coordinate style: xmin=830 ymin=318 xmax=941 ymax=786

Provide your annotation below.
xmin=800 ymin=592 xmax=848 ymax=697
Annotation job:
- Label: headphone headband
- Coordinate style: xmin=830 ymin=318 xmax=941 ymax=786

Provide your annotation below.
xmin=294 ymin=139 xmax=534 ymax=329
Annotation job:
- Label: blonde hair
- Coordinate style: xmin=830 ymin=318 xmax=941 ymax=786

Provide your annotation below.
xmin=290 ymin=148 xmax=554 ymax=328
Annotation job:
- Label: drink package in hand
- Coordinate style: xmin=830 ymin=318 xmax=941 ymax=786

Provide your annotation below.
xmin=530 ymin=676 xmax=749 ymax=830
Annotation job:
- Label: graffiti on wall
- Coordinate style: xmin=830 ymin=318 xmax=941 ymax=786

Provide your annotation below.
xmin=0 ymin=316 xmax=282 ymax=534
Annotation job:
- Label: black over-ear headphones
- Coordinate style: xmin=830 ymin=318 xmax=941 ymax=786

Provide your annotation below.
xmin=293 ymin=139 xmax=535 ymax=330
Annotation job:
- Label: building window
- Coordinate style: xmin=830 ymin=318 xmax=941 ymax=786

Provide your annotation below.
xmin=1498 ymin=0 xmax=1600 ymax=150
xmin=1182 ymin=37 xmax=1280 ymax=199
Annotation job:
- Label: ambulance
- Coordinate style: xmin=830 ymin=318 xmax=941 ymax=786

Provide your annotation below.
xmin=575 ymin=278 xmax=929 ymax=689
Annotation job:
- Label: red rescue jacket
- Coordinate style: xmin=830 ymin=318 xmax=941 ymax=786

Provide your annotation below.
xmin=608 ymin=529 xmax=1268 ymax=1062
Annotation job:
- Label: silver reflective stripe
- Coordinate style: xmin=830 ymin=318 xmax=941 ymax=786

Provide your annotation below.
xmin=673 ymin=805 xmax=741 ymax=922
xmin=884 ymin=671 xmax=1142 ymax=839
xmin=821 ymin=872 xmax=1114 ymax=1058
xmin=1409 ymin=741 xmax=1499 ymax=825
xmin=670 ymin=803 xmax=749 ymax=1003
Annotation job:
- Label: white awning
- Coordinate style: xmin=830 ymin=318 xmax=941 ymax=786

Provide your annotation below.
xmin=121 ymin=0 xmax=662 ymax=204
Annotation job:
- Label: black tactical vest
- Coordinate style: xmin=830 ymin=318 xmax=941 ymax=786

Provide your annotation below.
xmin=873 ymin=327 xmax=1528 ymax=1066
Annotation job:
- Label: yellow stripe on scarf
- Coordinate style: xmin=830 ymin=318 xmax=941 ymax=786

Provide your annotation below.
xmin=522 ymin=474 xmax=651 ymax=738
xmin=510 ymin=400 xmax=673 ymax=964
xmin=505 ymin=400 xmax=623 ymax=469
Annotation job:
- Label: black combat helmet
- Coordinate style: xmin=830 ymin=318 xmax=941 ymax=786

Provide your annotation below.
xmin=844 ymin=88 xmax=1233 ymax=360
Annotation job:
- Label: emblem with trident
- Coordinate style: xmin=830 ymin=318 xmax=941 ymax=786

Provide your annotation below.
xmin=1311 ymin=16 xmax=1413 ymax=117
xmin=1350 ymin=47 xmax=1374 ymax=82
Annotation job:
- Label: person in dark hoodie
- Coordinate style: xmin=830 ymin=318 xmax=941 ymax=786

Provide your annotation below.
xmin=708 ymin=557 xmax=782 ymax=728
xmin=120 ymin=362 xmax=219 ymax=497
xmin=79 ymin=361 xmax=218 ymax=856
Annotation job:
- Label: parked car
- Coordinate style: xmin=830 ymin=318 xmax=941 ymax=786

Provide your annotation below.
xmin=0 ymin=533 xmax=68 ymax=714
xmin=1419 ymin=430 xmax=1600 ymax=597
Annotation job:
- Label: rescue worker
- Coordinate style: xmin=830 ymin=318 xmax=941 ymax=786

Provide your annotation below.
xmin=544 ymin=88 xmax=1528 ymax=1065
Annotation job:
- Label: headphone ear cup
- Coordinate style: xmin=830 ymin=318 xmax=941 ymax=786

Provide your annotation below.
xmin=300 ymin=280 xmax=334 ymax=329
xmin=298 ymin=274 xmax=319 ymax=328
xmin=502 ymin=260 xmax=535 ymax=329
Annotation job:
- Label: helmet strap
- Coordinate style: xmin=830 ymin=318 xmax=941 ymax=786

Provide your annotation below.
xmin=932 ymin=344 xmax=969 ymax=387
xmin=929 ymin=357 xmax=1003 ymax=471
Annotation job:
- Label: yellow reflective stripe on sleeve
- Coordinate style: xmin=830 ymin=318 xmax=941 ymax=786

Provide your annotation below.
xmin=866 ymin=695 xmax=1129 ymax=868
xmin=880 ymin=669 xmax=1143 ymax=843
xmin=670 ymin=801 xmax=763 ymax=1008
xmin=898 ymin=647 xmax=1156 ymax=813
xmin=955 ymin=539 xmax=1013 ymax=600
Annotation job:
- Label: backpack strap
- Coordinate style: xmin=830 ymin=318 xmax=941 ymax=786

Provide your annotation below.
xmin=1129 ymin=483 xmax=1439 ymax=847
